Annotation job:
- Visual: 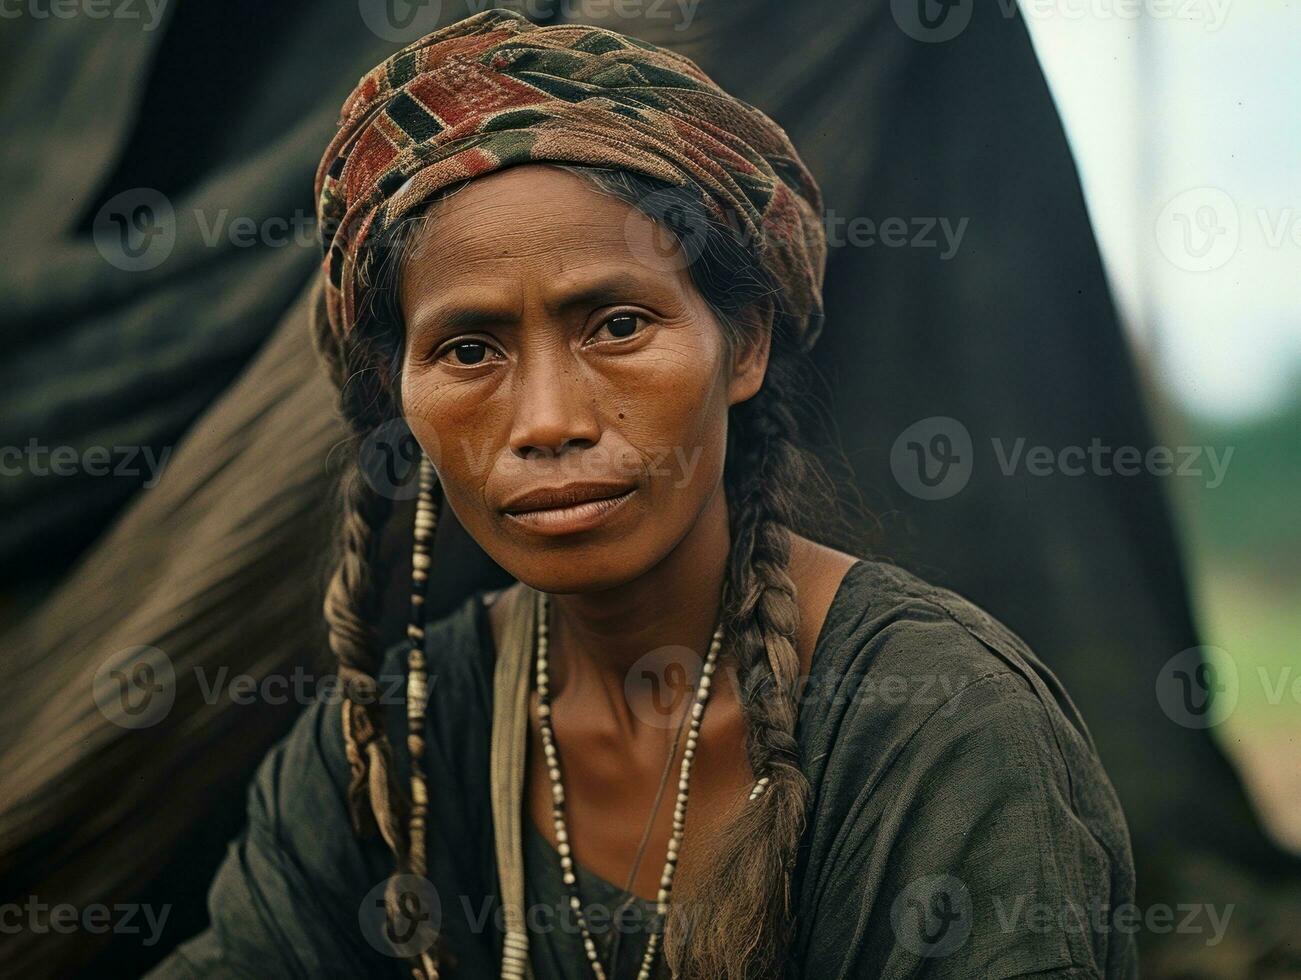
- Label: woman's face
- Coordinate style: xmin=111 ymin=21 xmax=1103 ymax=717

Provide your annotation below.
xmin=397 ymin=165 xmax=768 ymax=593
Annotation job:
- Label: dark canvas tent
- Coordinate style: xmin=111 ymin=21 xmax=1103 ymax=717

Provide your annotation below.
xmin=1 ymin=1 xmax=1296 ymax=976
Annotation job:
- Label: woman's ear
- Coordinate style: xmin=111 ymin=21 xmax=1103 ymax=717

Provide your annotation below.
xmin=726 ymin=300 xmax=774 ymax=406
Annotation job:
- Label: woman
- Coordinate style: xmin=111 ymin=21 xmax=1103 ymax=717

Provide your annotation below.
xmin=151 ymin=10 xmax=1137 ymax=979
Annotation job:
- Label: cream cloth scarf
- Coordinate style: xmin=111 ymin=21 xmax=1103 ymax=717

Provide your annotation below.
xmin=490 ymin=583 xmax=542 ymax=980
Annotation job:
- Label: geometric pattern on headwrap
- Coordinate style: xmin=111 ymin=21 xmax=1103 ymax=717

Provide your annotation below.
xmin=313 ymin=8 xmax=827 ymax=354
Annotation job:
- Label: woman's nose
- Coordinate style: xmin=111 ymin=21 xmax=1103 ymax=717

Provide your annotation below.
xmin=506 ymin=347 xmax=601 ymax=460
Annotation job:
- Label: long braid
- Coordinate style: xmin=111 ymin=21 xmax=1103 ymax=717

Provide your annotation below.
xmin=329 ymin=464 xmax=406 ymax=845
xmin=315 ymin=278 xmax=445 ymax=977
xmin=663 ymin=381 xmax=813 ymax=980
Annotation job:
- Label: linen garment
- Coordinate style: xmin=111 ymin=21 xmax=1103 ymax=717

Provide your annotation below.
xmin=149 ymin=559 xmax=1138 ymax=978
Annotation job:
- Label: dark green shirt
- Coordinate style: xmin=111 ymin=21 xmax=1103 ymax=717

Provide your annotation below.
xmin=149 ymin=559 xmax=1138 ymax=978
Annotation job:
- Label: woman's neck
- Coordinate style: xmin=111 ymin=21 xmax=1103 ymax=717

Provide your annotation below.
xmin=543 ymin=480 xmax=732 ymax=740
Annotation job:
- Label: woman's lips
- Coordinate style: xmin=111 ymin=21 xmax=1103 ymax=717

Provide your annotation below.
xmin=502 ymin=487 xmax=636 ymax=535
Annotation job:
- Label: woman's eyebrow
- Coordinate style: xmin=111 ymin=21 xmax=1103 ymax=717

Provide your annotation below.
xmin=412 ymin=269 xmax=666 ymax=335
xmin=433 ymin=307 xmax=517 ymax=331
xmin=543 ymin=269 xmax=666 ymax=317
xmin=409 ymin=295 xmax=521 ymax=336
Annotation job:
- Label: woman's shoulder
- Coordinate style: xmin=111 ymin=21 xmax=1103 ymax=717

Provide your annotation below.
xmin=803 ymin=553 xmax=1132 ymax=842
xmin=794 ymin=557 xmax=1138 ymax=976
xmin=808 ymin=553 xmax=1091 ymax=738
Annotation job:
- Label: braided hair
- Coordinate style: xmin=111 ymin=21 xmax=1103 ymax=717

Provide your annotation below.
xmin=312 ymin=164 xmax=863 ymax=979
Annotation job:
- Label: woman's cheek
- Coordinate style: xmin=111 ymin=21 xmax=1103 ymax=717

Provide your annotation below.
xmin=620 ymin=400 xmax=725 ymax=503
xmin=402 ymin=380 xmax=484 ymax=482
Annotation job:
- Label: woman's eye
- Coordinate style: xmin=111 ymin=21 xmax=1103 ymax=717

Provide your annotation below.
xmin=438 ymin=340 xmax=495 ymax=366
xmin=595 ymin=313 xmax=645 ymax=342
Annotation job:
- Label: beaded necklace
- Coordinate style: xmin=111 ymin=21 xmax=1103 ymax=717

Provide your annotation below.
xmin=532 ymin=591 xmax=722 ymax=980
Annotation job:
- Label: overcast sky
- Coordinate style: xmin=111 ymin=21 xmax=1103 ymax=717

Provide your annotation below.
xmin=1021 ymin=0 xmax=1299 ymax=421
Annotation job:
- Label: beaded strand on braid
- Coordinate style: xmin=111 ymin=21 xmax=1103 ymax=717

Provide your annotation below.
xmin=404 ymin=455 xmax=442 ymax=980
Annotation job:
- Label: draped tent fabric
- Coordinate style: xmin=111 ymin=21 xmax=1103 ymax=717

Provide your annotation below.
xmin=1 ymin=2 xmax=1296 ymax=977
xmin=0 ymin=0 xmax=394 ymax=586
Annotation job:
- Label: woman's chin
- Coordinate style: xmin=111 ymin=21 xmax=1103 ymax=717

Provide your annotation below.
xmin=496 ymin=538 xmax=655 ymax=596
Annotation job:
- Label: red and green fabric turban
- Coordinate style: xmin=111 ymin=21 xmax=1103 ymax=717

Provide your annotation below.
xmin=314 ymin=8 xmax=827 ymax=354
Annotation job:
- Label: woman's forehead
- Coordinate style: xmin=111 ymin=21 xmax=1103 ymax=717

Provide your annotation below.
xmin=400 ymin=166 xmax=693 ymax=301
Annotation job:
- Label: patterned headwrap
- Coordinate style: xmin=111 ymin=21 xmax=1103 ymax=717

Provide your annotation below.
xmin=314 ymin=8 xmax=827 ymax=354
